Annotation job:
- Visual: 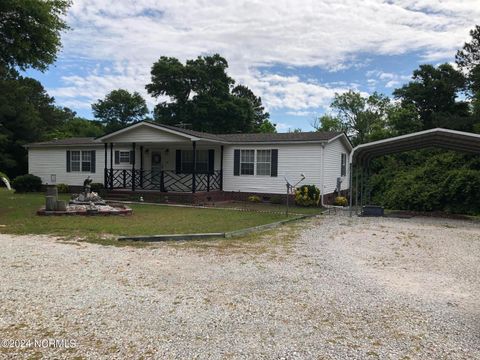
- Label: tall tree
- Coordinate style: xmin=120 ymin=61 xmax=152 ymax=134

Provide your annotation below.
xmin=46 ymin=109 xmax=105 ymax=139
xmin=327 ymin=91 xmax=391 ymax=145
xmin=311 ymin=114 xmax=344 ymax=132
xmin=146 ymin=54 xmax=274 ymax=133
xmin=393 ymin=64 xmax=471 ymax=131
xmin=92 ymin=89 xmax=149 ymax=132
xmin=0 ymin=69 xmax=69 ymax=177
xmin=232 ymin=85 xmax=275 ymax=132
xmin=456 ymin=25 xmax=480 ymax=95
xmin=0 ymin=0 xmax=71 ymax=71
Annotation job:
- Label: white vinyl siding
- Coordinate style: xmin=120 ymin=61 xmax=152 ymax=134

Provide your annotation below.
xmin=29 ymin=147 xmax=103 ymax=186
xmin=323 ymin=138 xmax=351 ymax=194
xmin=106 ymin=125 xmax=189 ymax=143
xmin=224 ymin=144 xmax=322 ymax=194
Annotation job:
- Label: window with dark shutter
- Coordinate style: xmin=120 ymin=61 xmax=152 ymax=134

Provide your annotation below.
xmin=115 ymin=151 xmax=120 ymax=164
xmin=66 ymin=151 xmax=71 ymax=172
xmin=341 ymin=153 xmax=347 ymax=176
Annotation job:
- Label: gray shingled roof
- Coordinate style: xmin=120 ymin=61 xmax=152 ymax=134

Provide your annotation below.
xmin=217 ymin=131 xmax=341 ymax=142
xmin=27 ymin=122 xmax=342 ymax=147
xmin=27 ymin=137 xmax=101 ymax=147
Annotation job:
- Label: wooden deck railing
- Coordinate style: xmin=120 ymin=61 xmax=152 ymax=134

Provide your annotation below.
xmin=105 ymin=170 xmax=222 ymax=192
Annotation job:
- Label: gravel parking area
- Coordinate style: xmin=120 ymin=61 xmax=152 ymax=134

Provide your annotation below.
xmin=0 ymin=215 xmax=479 ymax=359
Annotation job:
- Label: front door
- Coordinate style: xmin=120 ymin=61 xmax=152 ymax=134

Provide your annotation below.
xmin=151 ymin=152 xmax=162 ymax=188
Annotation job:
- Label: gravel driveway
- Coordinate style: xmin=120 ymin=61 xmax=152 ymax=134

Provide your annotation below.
xmin=0 ymin=215 xmax=479 ymax=359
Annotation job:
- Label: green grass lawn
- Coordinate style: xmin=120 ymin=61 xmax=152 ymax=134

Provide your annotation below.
xmin=0 ymin=189 xmax=288 ymax=240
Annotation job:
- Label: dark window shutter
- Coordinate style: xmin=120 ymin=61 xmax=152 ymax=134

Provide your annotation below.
xmin=66 ymin=151 xmax=71 ymax=172
xmin=91 ymin=150 xmax=96 ymax=173
xmin=129 ymin=151 xmax=134 ymax=164
xmin=176 ymin=150 xmax=182 ymax=174
xmin=208 ymin=149 xmax=215 ymax=174
xmin=233 ymin=149 xmax=240 ymax=176
xmin=115 ymin=151 xmax=120 ymax=164
xmin=270 ymin=149 xmax=278 ymax=177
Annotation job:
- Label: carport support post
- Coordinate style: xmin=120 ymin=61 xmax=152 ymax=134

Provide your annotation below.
xmin=355 ymin=163 xmax=359 ymax=215
xmin=349 ymin=162 xmax=354 ymax=217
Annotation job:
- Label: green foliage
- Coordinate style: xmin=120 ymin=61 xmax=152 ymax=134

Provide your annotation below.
xmin=270 ymin=195 xmax=283 ymax=204
xmin=247 ymin=195 xmax=261 ymax=203
xmin=326 ymin=91 xmax=392 ymax=145
xmin=11 ymin=174 xmax=42 ymax=193
xmin=146 ymin=54 xmax=273 ymax=133
xmin=92 ymin=89 xmax=149 ymax=132
xmin=312 ymin=114 xmax=344 ymax=132
xmin=47 ymin=116 xmax=105 ymax=139
xmin=0 ymin=0 xmax=71 ymax=72
xmin=295 ymin=185 xmax=320 ymax=207
xmin=334 ymin=196 xmax=348 ymax=207
xmin=456 ymin=25 xmax=480 ymax=94
xmin=393 ymin=63 xmax=472 ymax=131
xmin=369 ymin=151 xmax=480 ymax=215
xmin=56 ymin=183 xmax=69 ymax=193
xmin=0 ymin=69 xmax=70 ymax=178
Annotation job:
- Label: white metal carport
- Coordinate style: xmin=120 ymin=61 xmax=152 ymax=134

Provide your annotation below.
xmin=348 ymin=128 xmax=480 ymax=216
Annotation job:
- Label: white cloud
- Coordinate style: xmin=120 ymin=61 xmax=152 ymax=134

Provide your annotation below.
xmin=49 ymin=0 xmax=479 ymax=114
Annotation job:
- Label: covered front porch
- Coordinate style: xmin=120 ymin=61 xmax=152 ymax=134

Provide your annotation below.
xmin=98 ymin=121 xmax=225 ymax=193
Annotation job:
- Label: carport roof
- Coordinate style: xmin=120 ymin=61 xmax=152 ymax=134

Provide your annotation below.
xmin=351 ymin=128 xmax=480 ymax=163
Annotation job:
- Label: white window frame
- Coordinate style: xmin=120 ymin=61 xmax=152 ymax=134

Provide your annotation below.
xmin=240 ymin=149 xmax=255 ymax=176
xmin=70 ymin=150 xmax=92 ymax=173
xmin=71 ymin=151 xmax=80 ymax=172
xmin=82 ymin=151 xmax=91 ymax=172
xmin=256 ymin=150 xmax=271 ymax=176
xmin=119 ymin=151 xmax=131 ymax=164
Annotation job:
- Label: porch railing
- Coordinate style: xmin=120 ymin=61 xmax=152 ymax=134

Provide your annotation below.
xmin=105 ymin=169 xmax=222 ymax=192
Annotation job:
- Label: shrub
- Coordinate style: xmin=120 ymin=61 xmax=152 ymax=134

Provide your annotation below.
xmin=11 ymin=174 xmax=42 ymax=193
xmin=57 ymin=183 xmax=69 ymax=193
xmin=270 ymin=195 xmax=283 ymax=204
xmin=295 ymin=185 xmax=320 ymax=207
xmin=334 ymin=196 xmax=348 ymax=206
xmin=90 ymin=182 xmax=105 ymax=193
xmin=247 ymin=195 xmax=261 ymax=203
xmin=90 ymin=182 xmax=106 ymax=197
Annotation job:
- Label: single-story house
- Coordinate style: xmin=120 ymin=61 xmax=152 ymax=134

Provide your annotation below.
xmin=26 ymin=121 xmax=352 ymax=204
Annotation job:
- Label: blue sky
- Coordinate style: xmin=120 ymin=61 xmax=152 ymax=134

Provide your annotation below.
xmin=24 ymin=0 xmax=479 ymax=132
